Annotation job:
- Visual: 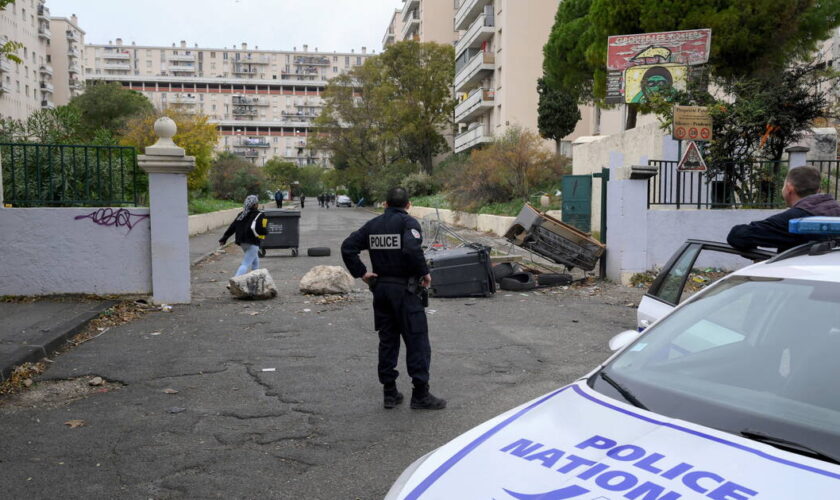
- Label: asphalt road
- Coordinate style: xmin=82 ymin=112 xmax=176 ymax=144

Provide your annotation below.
xmin=0 ymin=206 xmax=641 ymax=499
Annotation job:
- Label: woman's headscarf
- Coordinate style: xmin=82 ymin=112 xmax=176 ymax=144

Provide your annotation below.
xmin=236 ymin=194 xmax=260 ymax=220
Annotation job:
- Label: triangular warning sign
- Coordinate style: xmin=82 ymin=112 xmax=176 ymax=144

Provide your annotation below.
xmin=677 ymin=141 xmax=707 ymax=171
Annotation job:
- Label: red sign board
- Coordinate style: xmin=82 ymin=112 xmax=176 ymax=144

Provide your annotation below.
xmin=607 ymin=29 xmax=712 ymax=71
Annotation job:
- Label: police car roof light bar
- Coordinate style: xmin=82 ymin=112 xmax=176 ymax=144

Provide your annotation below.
xmin=788 ymin=216 xmax=840 ymax=235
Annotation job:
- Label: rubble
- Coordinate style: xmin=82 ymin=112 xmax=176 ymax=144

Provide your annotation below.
xmin=229 ymin=269 xmax=278 ymax=300
xmin=299 ymin=266 xmax=354 ymax=295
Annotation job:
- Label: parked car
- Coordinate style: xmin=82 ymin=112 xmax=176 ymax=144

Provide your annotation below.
xmin=336 ymin=195 xmax=353 ymax=207
xmin=386 ymin=219 xmax=840 ymax=499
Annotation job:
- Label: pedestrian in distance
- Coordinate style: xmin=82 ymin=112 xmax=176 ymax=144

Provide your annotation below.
xmin=219 ymin=194 xmax=268 ymax=277
xmin=727 ymin=166 xmax=840 ymax=252
xmin=324 ymin=193 xmax=330 ymax=210
xmin=341 ymin=187 xmax=446 ymax=410
xmin=274 ymin=189 xmax=284 ymax=209
xmin=300 ymin=194 xmax=306 ymax=209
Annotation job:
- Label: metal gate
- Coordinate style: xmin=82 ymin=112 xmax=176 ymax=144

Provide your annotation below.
xmin=561 ymin=175 xmax=592 ymax=233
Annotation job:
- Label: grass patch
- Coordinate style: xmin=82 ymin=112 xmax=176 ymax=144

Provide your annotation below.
xmin=411 ymin=194 xmax=450 ymax=209
xmin=189 ymin=197 xmax=241 ymax=215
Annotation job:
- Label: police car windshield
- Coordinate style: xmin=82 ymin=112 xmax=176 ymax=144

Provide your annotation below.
xmin=594 ymin=276 xmax=840 ymax=459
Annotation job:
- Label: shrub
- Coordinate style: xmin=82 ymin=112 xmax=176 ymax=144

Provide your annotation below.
xmin=403 ymin=171 xmax=439 ymax=197
xmin=446 ymin=127 xmax=569 ymax=212
xmin=210 ymin=159 xmax=268 ymax=201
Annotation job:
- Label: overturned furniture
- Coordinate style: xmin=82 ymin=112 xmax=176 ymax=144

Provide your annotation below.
xmin=504 ymin=204 xmax=605 ymax=272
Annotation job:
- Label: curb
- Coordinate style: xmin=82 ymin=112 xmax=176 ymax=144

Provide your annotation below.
xmin=192 ymin=241 xmax=234 ymax=267
xmin=0 ymin=300 xmax=117 ymax=381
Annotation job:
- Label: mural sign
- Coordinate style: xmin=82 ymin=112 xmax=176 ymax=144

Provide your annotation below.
xmin=673 ymin=105 xmax=713 ymax=141
xmin=606 ymin=29 xmax=711 ymax=104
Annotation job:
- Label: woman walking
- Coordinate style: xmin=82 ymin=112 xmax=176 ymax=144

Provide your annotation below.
xmin=219 ymin=195 xmax=268 ymax=276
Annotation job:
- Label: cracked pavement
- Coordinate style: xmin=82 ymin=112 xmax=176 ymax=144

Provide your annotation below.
xmin=0 ymin=207 xmax=644 ymax=499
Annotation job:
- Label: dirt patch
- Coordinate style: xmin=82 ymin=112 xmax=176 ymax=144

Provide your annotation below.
xmin=0 ymin=376 xmax=124 ymax=411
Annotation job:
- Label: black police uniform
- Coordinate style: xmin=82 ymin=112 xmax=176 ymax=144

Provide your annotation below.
xmin=341 ymin=207 xmax=433 ymax=395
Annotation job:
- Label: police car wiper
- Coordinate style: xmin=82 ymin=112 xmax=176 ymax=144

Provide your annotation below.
xmin=598 ymin=371 xmax=648 ymax=410
xmin=740 ymin=429 xmax=840 ymax=465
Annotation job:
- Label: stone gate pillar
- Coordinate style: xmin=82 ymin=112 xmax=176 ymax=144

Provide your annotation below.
xmin=138 ymin=118 xmax=195 ymax=304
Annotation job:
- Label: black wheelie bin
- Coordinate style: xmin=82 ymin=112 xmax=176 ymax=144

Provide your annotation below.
xmin=259 ymin=209 xmax=301 ymax=257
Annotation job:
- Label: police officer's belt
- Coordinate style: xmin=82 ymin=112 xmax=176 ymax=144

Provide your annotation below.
xmin=376 ymin=276 xmax=410 ymax=285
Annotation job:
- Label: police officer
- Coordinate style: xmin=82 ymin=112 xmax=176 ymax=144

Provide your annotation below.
xmin=341 ymin=187 xmax=446 ymax=410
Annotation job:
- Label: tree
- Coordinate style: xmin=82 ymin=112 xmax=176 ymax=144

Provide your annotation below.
xmin=537 ymin=77 xmax=581 ymax=144
xmin=209 ymin=158 xmax=267 ymax=201
xmin=314 ymin=40 xmax=455 ymax=186
xmin=120 ymin=109 xmax=218 ymax=192
xmin=263 ymin=158 xmax=298 ymax=187
xmin=377 ymin=41 xmax=456 ymax=173
xmin=447 ymin=127 xmax=570 ymax=212
xmin=69 ymin=82 xmax=154 ymax=140
xmin=542 ymin=0 xmax=840 ymax=126
xmin=0 ymin=106 xmax=84 ymax=143
xmin=296 ymin=166 xmax=326 ymax=196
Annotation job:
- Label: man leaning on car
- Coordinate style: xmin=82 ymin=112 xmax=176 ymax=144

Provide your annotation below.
xmin=727 ymin=166 xmax=840 ymax=252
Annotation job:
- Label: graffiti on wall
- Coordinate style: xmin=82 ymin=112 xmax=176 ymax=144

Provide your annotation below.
xmin=74 ymin=208 xmax=150 ymax=233
xmin=606 ymin=29 xmax=711 ymax=104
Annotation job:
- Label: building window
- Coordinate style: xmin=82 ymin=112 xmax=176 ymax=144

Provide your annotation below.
xmin=345 ymin=56 xmax=350 ymax=66
xmin=333 ymin=66 xmax=338 ymax=73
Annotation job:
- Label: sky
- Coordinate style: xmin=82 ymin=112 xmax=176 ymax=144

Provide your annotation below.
xmin=46 ymin=0 xmax=405 ymax=53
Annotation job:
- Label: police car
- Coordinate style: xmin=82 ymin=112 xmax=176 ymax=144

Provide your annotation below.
xmin=386 ymin=217 xmax=840 ymax=499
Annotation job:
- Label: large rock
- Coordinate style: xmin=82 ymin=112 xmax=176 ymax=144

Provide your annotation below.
xmin=229 ymin=269 xmax=278 ymax=300
xmin=300 ymin=265 xmax=354 ymax=295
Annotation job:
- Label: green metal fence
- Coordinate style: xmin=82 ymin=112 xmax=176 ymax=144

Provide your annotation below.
xmin=0 ymin=143 xmax=142 ymax=207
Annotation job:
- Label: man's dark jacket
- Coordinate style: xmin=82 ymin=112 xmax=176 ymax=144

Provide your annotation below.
xmin=727 ymin=194 xmax=840 ymax=252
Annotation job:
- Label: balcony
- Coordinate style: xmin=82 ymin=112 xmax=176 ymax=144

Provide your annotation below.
xmin=455 ymin=13 xmax=495 ymax=58
xmin=68 ymin=79 xmax=83 ymax=90
xmin=171 ymin=95 xmax=197 ymax=105
xmin=294 ymin=56 xmax=330 ymax=66
xmin=454 ymin=51 xmax=495 ymax=93
xmin=239 ymin=56 xmax=270 ymax=65
xmin=40 ymin=81 xmax=54 ymax=93
xmin=38 ymin=25 xmax=51 ymax=40
xmin=232 ymin=66 xmax=259 ymax=75
xmin=232 ymin=106 xmax=257 ymax=116
xmin=455 ymin=0 xmax=492 ymax=31
xmin=1 ymin=59 xmax=13 ymax=73
xmin=103 ymin=63 xmax=130 ymax=71
xmin=69 ymin=64 xmax=81 ymax=74
xmin=455 ymin=88 xmax=494 ymax=123
xmin=401 ymin=10 xmax=420 ymax=41
xmin=0 ymin=80 xmax=12 ymax=94
xmin=232 ymin=96 xmax=269 ymax=106
xmin=38 ymin=4 xmax=50 ymax=20
xmin=237 ymin=138 xmax=270 ymax=148
xmin=401 ymin=0 xmax=420 ymax=22
xmin=66 ymin=30 xmax=79 ymax=41
xmin=41 ymin=99 xmax=55 ymax=109
xmin=170 ymin=65 xmax=196 ymax=73
xmin=455 ymin=125 xmax=493 ymax=153
xmin=104 ymin=52 xmax=130 ymax=60
xmin=382 ymin=29 xmax=395 ymax=48
xmin=68 ymin=47 xmax=81 ymax=58
xmin=39 ymin=64 xmax=52 ymax=75
xmin=234 ymin=149 xmax=260 ymax=158
xmin=168 ymin=54 xmax=195 ymax=62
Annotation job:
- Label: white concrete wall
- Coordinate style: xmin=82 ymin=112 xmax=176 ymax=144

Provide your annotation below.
xmin=188 ymin=207 xmax=240 ymax=236
xmin=409 ymin=206 xmax=531 ymax=237
xmin=572 ymin=122 xmax=680 ymax=231
xmin=0 ymin=207 xmax=152 ymax=296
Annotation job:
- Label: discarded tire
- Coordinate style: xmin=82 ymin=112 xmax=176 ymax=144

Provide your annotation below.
xmin=307 ymin=247 xmax=331 ymax=257
xmin=536 ymin=273 xmax=573 ymax=287
xmin=492 ymin=262 xmax=521 ymax=282
xmin=499 ymin=272 xmax=537 ymax=291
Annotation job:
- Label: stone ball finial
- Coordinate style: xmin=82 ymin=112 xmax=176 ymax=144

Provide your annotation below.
xmin=154 ymin=117 xmax=177 ymax=139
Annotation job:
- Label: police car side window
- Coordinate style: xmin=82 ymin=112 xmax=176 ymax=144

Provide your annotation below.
xmin=655 ymin=244 xmax=700 ymax=305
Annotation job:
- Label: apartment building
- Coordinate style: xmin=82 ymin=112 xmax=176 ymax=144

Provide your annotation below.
xmin=86 ymin=40 xmax=372 ymax=166
xmin=0 ymin=0 xmax=82 ymax=121
xmin=399 ymin=0 xmax=458 ymax=45
xmin=49 ymin=15 xmax=85 ymax=106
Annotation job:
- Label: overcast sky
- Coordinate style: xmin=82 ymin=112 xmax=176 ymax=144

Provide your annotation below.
xmin=47 ymin=0 xmax=404 ymax=53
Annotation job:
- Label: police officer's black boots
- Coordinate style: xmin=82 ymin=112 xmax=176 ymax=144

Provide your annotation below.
xmin=383 ymin=383 xmax=404 ymax=409
xmin=410 ymin=383 xmax=446 ymax=410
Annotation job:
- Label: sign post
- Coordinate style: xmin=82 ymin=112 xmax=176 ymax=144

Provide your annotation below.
xmin=673 ymin=105 xmax=713 ymax=141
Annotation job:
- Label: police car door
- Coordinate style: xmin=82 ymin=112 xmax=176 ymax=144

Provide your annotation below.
xmin=637 ymin=241 xmax=774 ymax=331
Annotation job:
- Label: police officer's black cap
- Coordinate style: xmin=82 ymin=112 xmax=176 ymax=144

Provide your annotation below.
xmin=386 ymin=187 xmax=410 ymax=208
